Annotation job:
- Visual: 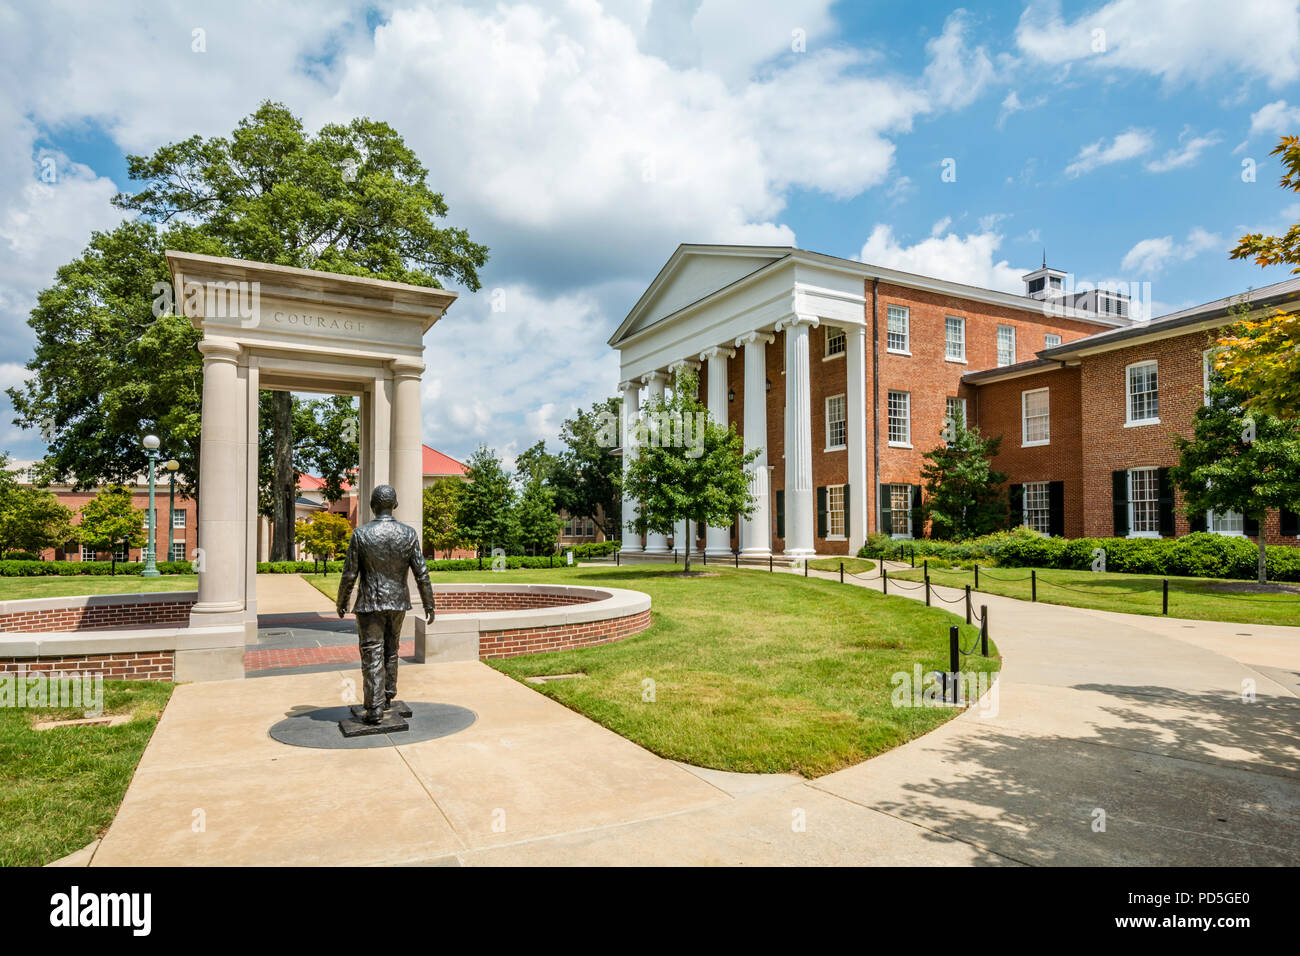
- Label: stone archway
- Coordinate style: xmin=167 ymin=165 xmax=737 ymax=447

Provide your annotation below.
xmin=166 ymin=252 xmax=457 ymax=669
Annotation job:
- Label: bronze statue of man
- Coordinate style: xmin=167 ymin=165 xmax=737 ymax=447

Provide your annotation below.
xmin=336 ymin=485 xmax=435 ymax=724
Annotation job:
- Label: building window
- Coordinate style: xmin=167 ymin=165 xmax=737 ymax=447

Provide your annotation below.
xmin=887 ymin=390 xmax=911 ymax=446
xmin=825 ymin=394 xmax=847 ymax=450
xmin=1023 ymin=481 xmax=1052 ymax=534
xmin=1129 ymin=467 xmax=1160 ymax=536
xmin=113 ymin=546 xmax=126 ymax=562
xmin=1207 ymin=509 xmax=1244 ymax=536
xmin=585 ymin=518 xmax=595 ymax=537
xmin=944 ymin=396 xmax=967 ymax=445
xmin=1045 ymin=333 xmax=1062 ymax=348
xmin=886 ymin=305 xmax=910 ymax=354
xmin=170 ymin=542 xmax=187 ymax=561
xmin=945 ymin=316 xmax=966 ymax=361
xmin=172 ymin=509 xmax=186 ymax=528
xmin=996 ymin=325 xmax=1016 ymax=367
xmin=826 ymin=484 xmax=845 ymax=537
xmin=890 ymin=484 xmax=911 ymax=537
xmin=79 ymin=544 xmax=96 ymax=562
xmin=825 ymin=326 xmax=845 ymax=358
xmin=1028 ymin=277 xmax=1045 ymax=295
xmin=1021 ymin=388 xmax=1050 ymax=446
xmin=1126 ymin=361 xmax=1159 ymax=424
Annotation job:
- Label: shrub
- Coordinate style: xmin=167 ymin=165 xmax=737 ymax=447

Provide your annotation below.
xmin=569 ymin=540 xmax=620 ymax=558
xmin=0 ymin=551 xmax=40 ymax=561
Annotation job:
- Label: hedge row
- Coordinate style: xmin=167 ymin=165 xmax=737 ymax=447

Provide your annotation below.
xmin=861 ymin=530 xmax=1300 ymax=582
xmin=0 ymin=560 xmax=195 ymax=577
xmin=0 ymin=552 xmax=589 ymax=577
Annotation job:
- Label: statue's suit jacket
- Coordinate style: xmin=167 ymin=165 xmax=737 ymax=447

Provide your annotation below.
xmin=336 ymin=515 xmax=435 ymax=616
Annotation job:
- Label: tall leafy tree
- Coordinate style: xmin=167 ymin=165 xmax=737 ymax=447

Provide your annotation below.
xmin=514 ymin=472 xmax=562 ymax=555
xmin=458 ymin=446 xmax=517 ymax=555
xmin=1170 ymin=382 xmax=1300 ymax=584
xmin=294 ymin=512 xmax=352 ymax=570
xmin=919 ymin=412 xmax=1007 ymax=540
xmin=75 ymin=485 xmax=145 ymax=575
xmin=9 ymin=102 xmax=486 ymax=559
xmin=0 ymin=486 xmax=74 ymax=557
xmin=552 ymin=398 xmax=623 ymax=539
xmin=621 ymin=370 xmax=757 ymax=573
xmin=423 ymin=477 xmax=468 ymax=558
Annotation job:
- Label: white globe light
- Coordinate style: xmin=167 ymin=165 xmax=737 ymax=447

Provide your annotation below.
xmin=143 ymin=434 xmax=161 ymax=450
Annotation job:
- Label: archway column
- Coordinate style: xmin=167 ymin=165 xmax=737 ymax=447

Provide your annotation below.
xmin=390 ymin=359 xmax=424 ymax=543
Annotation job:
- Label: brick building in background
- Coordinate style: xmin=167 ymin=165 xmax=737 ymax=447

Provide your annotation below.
xmin=609 ymin=244 xmax=1299 ymax=556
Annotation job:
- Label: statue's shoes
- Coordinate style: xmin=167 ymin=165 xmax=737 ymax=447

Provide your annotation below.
xmin=362 ymin=708 xmax=384 ymax=725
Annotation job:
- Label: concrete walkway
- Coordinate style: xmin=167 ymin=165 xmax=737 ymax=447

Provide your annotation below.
xmin=83 ymin=563 xmax=1299 ymax=866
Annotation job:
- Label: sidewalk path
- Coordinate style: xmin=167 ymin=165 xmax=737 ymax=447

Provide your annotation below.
xmin=85 ymin=563 xmax=1300 ymax=866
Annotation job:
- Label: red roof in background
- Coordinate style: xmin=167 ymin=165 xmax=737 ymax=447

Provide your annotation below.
xmin=299 ymin=445 xmax=465 ymax=489
xmin=423 ymin=444 xmax=467 ymax=476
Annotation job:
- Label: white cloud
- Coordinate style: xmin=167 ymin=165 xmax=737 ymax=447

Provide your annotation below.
xmin=1120 ymin=227 xmax=1222 ymax=274
xmin=1064 ymin=128 xmax=1154 ymax=177
xmin=996 ymin=90 xmax=1046 ymax=129
xmin=1144 ymin=128 xmax=1222 ymax=172
xmin=1016 ymin=0 xmax=1300 ymax=88
xmin=922 ymin=10 xmax=996 ymax=110
xmin=1249 ymin=99 xmax=1300 ymax=137
xmin=857 ymin=224 xmax=1028 ymax=293
xmin=930 ymin=216 xmax=952 ymax=237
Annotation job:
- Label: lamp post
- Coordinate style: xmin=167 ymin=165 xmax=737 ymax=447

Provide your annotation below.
xmin=142 ymin=435 xmax=160 ymax=577
xmin=165 ymin=459 xmax=180 ymax=566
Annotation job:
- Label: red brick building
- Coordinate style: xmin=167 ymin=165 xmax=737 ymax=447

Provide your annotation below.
xmin=609 ymin=244 xmax=1298 ymax=555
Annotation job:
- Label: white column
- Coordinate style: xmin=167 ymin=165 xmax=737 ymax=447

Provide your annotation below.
xmin=369 ymin=370 xmax=393 ymax=494
xmin=391 ymin=359 xmax=424 ymax=544
xmin=190 ymin=339 xmax=248 ymax=627
xmin=670 ymin=361 xmax=699 ymax=554
xmin=619 ymin=380 xmax=641 ymax=553
xmin=736 ymin=331 xmax=774 ymax=555
xmin=777 ymin=314 xmax=818 ymax=557
xmin=845 ymin=325 xmax=867 ymax=553
xmin=700 ymin=345 xmax=735 ymax=556
xmin=641 ymin=370 xmax=670 ymax=554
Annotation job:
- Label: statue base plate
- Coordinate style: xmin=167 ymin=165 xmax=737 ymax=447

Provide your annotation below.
xmin=338 ymin=711 xmax=410 ymax=737
xmin=350 ymin=700 xmax=413 ymax=719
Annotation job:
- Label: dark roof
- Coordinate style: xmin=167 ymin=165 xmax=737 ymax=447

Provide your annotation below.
xmin=961 ymin=357 xmax=1062 ymax=384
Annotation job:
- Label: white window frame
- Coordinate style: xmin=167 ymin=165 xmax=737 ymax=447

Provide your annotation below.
xmin=1044 ymin=333 xmax=1062 ymax=349
xmin=944 ymin=396 xmax=967 ymax=445
xmin=1021 ymin=388 xmax=1050 ymax=447
xmin=1128 ymin=467 xmax=1161 ymax=538
xmin=996 ymin=324 xmax=1016 ymax=367
xmin=1023 ymin=481 xmax=1052 ymax=535
xmin=826 ymin=484 xmax=846 ymax=539
xmin=888 ymin=484 xmax=913 ymax=539
xmin=79 ymin=544 xmax=96 ymax=562
xmin=172 ymin=509 xmax=186 ymax=529
xmin=944 ymin=315 xmax=966 ymax=362
xmin=1207 ymin=509 xmax=1245 ymax=537
xmin=886 ymin=305 xmax=910 ymax=355
xmin=824 ymin=325 xmax=846 ymax=360
xmin=887 ymin=390 xmax=911 ymax=447
xmin=824 ymin=394 xmax=847 ymax=451
xmin=1125 ymin=360 xmax=1160 ymax=426
xmin=169 ymin=541 xmax=187 ymax=561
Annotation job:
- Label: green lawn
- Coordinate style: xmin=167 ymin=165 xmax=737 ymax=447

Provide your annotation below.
xmin=308 ymin=566 xmax=1000 ymax=777
xmin=0 ymin=574 xmax=198 ymax=601
xmin=0 ymin=681 xmax=173 ymax=866
xmin=889 ymin=565 xmax=1300 ymax=627
xmin=807 ymin=557 xmax=876 ymax=575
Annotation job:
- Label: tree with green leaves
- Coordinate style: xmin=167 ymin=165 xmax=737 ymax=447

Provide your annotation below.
xmin=423 ymin=478 xmax=469 ymax=558
xmin=0 ymin=483 xmax=74 ymax=558
xmin=294 ymin=512 xmax=352 ymax=572
xmin=919 ymin=411 xmax=1007 ymax=540
xmin=1170 ymin=382 xmax=1300 ymax=584
xmin=8 ymin=102 xmax=486 ymax=559
xmin=458 ymin=446 xmax=518 ymax=555
xmin=75 ymin=486 xmax=145 ymax=575
xmin=551 ymin=397 xmax=623 ymax=540
xmin=514 ymin=472 xmax=562 ymax=555
xmin=621 ymin=370 xmax=757 ymax=573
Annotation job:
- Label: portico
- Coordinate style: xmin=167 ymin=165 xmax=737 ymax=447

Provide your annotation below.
xmin=608 ymin=245 xmax=869 ymax=557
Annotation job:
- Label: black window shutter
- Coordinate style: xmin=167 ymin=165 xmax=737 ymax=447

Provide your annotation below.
xmin=1244 ymin=513 xmax=1260 ymax=536
xmin=879 ymin=483 xmax=892 ymax=534
xmin=1189 ymin=512 xmax=1207 ymax=533
xmin=1048 ymin=481 xmax=1065 ymax=537
xmin=1157 ymin=467 xmax=1175 ymax=537
xmin=1009 ymin=484 xmax=1024 ymax=528
xmin=1112 ymin=470 xmax=1129 ymax=537
xmin=1281 ymin=509 xmax=1299 ymax=537
xmin=775 ymin=490 xmax=785 ymax=539
xmin=816 ymin=486 xmax=827 ymax=538
xmin=910 ymin=485 xmax=924 ymax=537
xmin=843 ymin=484 xmax=850 ymax=536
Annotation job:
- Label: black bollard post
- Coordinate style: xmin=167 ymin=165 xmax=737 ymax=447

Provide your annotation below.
xmin=615 ymin=550 xmax=619 ymax=567
xmin=769 ymin=554 xmax=773 ymax=573
xmin=882 ymin=566 xmax=888 ymax=594
xmin=980 ymin=605 xmax=988 ymax=657
xmin=675 ymin=548 xmax=679 ymax=564
xmin=948 ymin=625 xmax=960 ymax=703
xmin=965 ymin=584 xmax=972 ymax=624
xmin=1162 ymin=578 xmax=1169 ymax=615
xmin=910 ymin=548 xmax=915 ymax=569
xmin=1031 ymin=569 xmax=1037 ymax=602
xmin=974 ymin=563 xmax=980 ymax=589
xmin=550 ymin=553 xmax=554 ymax=568
xmin=703 ymin=549 xmax=707 ymax=566
xmin=840 ymin=561 xmax=844 ymax=584
xmin=804 ymin=559 xmax=808 ymax=577
xmin=925 ymin=575 xmax=931 ymax=606
xmin=735 ymin=552 xmax=739 ymax=568
xmin=478 ymin=554 xmax=482 ymax=571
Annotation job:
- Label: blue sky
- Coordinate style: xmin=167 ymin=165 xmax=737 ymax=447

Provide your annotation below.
xmin=2 ymin=0 xmax=1298 ymax=469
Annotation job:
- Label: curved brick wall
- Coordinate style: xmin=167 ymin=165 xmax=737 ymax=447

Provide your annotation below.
xmin=433 ymin=589 xmax=600 ymax=613
xmin=0 ymin=592 xmax=197 ymax=633
xmin=477 ymin=608 xmax=652 ymax=659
